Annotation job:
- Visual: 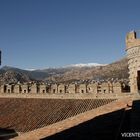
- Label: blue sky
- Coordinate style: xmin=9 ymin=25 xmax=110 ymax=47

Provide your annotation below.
xmin=0 ymin=0 xmax=140 ymax=69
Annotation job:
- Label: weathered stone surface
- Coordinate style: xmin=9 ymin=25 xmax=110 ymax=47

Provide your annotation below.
xmin=126 ymin=31 xmax=140 ymax=93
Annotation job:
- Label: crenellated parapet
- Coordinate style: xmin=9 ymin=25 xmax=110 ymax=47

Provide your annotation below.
xmin=0 ymin=81 xmax=128 ymax=94
xmin=126 ymin=31 xmax=140 ymax=50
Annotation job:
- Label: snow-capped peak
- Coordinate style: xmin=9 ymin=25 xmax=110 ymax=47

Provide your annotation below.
xmin=24 ymin=63 xmax=107 ymax=70
xmin=24 ymin=68 xmax=36 ymax=71
xmin=65 ymin=63 xmax=107 ymax=68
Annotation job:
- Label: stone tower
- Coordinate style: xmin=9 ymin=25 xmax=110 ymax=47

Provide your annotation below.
xmin=0 ymin=50 xmax=1 ymax=65
xmin=126 ymin=31 xmax=140 ymax=93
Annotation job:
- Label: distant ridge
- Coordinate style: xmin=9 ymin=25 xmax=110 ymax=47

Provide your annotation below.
xmin=0 ymin=58 xmax=128 ymax=84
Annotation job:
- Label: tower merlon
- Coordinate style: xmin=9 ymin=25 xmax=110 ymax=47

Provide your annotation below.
xmin=126 ymin=30 xmax=140 ymax=50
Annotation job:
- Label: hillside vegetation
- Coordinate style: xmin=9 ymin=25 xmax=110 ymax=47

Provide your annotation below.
xmin=0 ymin=58 xmax=129 ymax=84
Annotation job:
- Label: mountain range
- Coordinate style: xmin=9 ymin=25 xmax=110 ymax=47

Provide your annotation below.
xmin=0 ymin=57 xmax=129 ymax=84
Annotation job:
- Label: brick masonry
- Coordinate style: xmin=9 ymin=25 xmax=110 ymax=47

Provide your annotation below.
xmin=11 ymin=97 xmax=132 ymax=140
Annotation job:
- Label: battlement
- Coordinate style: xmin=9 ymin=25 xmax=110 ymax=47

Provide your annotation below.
xmin=0 ymin=81 xmax=129 ymax=95
xmin=126 ymin=30 xmax=140 ymax=50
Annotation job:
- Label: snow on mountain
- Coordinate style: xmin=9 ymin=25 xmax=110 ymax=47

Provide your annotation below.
xmin=65 ymin=63 xmax=107 ymax=68
xmin=24 ymin=63 xmax=107 ymax=71
xmin=24 ymin=68 xmax=36 ymax=71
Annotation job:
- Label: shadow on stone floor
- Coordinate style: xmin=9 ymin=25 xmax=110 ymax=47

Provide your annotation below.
xmin=0 ymin=128 xmax=18 ymax=140
xmin=42 ymin=108 xmax=131 ymax=140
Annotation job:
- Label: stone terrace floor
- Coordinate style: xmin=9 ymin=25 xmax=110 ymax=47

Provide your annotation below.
xmin=0 ymin=98 xmax=115 ymax=139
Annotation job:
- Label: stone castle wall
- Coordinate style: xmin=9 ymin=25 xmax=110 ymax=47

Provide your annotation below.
xmin=0 ymin=81 xmax=128 ymax=94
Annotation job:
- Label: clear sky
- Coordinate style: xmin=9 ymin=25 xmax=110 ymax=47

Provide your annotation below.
xmin=0 ymin=0 xmax=140 ymax=69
